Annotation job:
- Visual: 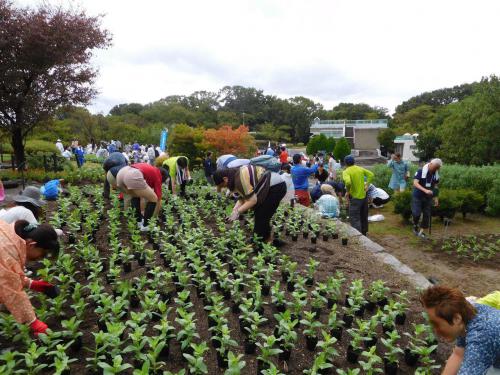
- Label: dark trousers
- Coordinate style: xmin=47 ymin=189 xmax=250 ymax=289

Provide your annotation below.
xmin=373 ymin=197 xmax=390 ymax=206
xmin=349 ymin=197 xmax=369 ymax=235
xmin=412 ymin=195 xmax=432 ymax=229
xmin=254 ymin=182 xmax=287 ymax=241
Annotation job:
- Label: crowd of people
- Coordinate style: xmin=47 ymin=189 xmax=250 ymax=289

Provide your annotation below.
xmin=54 ymin=138 xmax=164 ymax=167
xmin=0 ymin=141 xmax=498 ymax=374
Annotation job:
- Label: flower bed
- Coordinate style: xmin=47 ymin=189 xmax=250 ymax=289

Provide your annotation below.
xmin=0 ymin=184 xmax=447 ymax=374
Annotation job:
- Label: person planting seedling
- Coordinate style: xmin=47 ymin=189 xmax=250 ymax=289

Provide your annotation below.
xmin=163 ymin=156 xmax=192 ymax=196
xmin=213 ymin=165 xmax=286 ymax=246
xmin=420 ymin=285 xmax=500 ymax=375
xmin=0 ymin=220 xmax=60 ymax=337
xmin=109 ymin=163 xmax=169 ymax=231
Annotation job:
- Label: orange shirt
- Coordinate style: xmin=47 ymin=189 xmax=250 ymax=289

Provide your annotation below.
xmin=0 ymin=221 xmax=35 ymax=323
xmin=279 ymin=151 xmax=289 ymax=164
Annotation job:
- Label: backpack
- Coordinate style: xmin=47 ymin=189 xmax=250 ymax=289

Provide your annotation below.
xmin=249 ymin=155 xmax=281 ymax=172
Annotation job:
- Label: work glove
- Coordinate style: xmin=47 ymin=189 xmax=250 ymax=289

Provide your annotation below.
xmin=30 ymin=319 xmax=48 ymax=337
xmin=29 ymin=280 xmax=60 ymax=298
xmin=226 ymin=209 xmax=240 ymax=222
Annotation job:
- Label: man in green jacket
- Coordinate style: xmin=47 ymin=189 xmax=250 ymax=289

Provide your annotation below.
xmin=342 ymin=155 xmax=374 ymax=235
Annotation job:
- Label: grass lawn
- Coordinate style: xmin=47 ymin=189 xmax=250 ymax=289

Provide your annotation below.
xmin=367 ymin=202 xmax=500 ymax=296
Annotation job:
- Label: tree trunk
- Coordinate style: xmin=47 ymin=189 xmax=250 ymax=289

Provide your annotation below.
xmin=11 ymin=127 xmax=26 ymax=170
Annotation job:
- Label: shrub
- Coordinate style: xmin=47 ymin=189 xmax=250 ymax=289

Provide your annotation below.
xmin=26 ymin=154 xmax=70 ymax=171
xmin=393 ymin=191 xmax=413 ymax=221
xmin=370 ymin=163 xmax=418 ymax=192
xmin=306 ymin=134 xmax=328 ymax=155
xmin=486 ymin=179 xmax=500 ymax=216
xmin=25 ymin=140 xmax=60 ymax=154
xmin=432 ymin=190 xmax=460 ymax=219
xmin=454 ymin=189 xmax=485 ymax=218
xmin=333 ymin=137 xmax=351 ymax=162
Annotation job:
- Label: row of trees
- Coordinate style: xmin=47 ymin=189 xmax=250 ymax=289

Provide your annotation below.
xmin=378 ymin=75 xmax=499 ymax=165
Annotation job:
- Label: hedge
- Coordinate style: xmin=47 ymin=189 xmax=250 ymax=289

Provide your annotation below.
xmin=1 ymin=140 xmax=59 ymax=155
xmin=372 ymin=163 xmax=500 ymax=216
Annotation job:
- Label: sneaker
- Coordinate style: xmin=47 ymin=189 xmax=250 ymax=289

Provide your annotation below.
xmin=139 ymin=223 xmax=149 ymax=232
xmin=412 ymin=225 xmax=419 ymax=236
xmin=417 ymin=229 xmax=427 ymax=239
xmin=372 ymin=204 xmax=384 ymax=209
xmin=137 ymin=219 xmax=144 ymax=229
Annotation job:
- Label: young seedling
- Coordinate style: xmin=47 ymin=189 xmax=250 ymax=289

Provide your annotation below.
xmin=97 ymin=355 xmax=132 ymax=374
xmin=183 ymin=342 xmax=209 ymax=375
xmin=359 ymin=345 xmax=383 ymax=375
xmin=224 ymin=351 xmax=246 ymax=375
xmin=300 ymin=311 xmax=323 ymax=351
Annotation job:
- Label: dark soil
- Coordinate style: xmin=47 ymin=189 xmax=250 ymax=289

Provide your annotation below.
xmin=0 ymin=192 xmax=451 ymax=374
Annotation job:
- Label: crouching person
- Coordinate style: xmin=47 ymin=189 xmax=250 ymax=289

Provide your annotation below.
xmin=0 ymin=220 xmax=60 ymax=336
xmin=420 ymin=285 xmax=500 ymax=375
xmin=213 ymin=165 xmax=286 ymax=245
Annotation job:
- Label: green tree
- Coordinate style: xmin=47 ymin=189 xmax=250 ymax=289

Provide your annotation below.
xmin=167 ymin=124 xmax=205 ymax=165
xmin=0 ymin=0 xmax=111 ymax=166
xmin=415 ymin=129 xmax=442 ymax=162
xmin=437 ymin=76 xmax=500 ymax=165
xmin=325 ymin=137 xmax=336 ymax=153
xmin=306 ymin=134 xmax=328 ymax=155
xmin=330 ymin=103 xmax=389 ymax=120
xmin=377 ymin=128 xmax=396 ymax=153
xmin=333 ymin=137 xmax=351 ymax=162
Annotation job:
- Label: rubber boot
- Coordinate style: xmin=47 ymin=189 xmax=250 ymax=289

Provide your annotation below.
xmin=131 ymin=197 xmax=142 ymax=223
xmin=143 ymin=202 xmax=156 ymax=227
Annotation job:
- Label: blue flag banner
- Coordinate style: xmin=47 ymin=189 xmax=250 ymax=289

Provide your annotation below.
xmin=160 ymin=129 xmax=168 ymax=151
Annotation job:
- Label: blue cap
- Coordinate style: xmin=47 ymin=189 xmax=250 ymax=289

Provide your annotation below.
xmin=344 ymin=155 xmax=355 ymax=165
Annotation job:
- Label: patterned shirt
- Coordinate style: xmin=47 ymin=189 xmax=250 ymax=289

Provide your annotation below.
xmin=456 ymin=303 xmax=500 ymax=374
xmin=315 ymin=194 xmax=340 ymax=218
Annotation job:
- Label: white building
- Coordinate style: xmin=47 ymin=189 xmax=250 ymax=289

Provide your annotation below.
xmin=310 ymin=118 xmax=388 ymax=150
xmin=394 ymin=133 xmax=419 ymax=162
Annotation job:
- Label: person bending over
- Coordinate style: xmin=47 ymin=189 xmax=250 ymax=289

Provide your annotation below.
xmin=112 ymin=163 xmax=168 ymax=231
xmin=0 ymin=220 xmax=60 ymax=336
xmin=163 ymin=156 xmax=191 ymax=196
xmin=420 ymin=285 xmax=499 ymax=375
xmin=213 ymin=165 xmax=286 ymax=245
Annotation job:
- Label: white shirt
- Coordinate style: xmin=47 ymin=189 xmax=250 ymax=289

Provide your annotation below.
xmin=281 ymin=173 xmax=295 ymax=203
xmin=62 ymin=150 xmax=72 ymax=160
xmin=367 ymin=185 xmax=390 ymax=200
xmin=55 ymin=142 xmax=64 ymax=154
xmin=0 ymin=206 xmax=37 ymax=224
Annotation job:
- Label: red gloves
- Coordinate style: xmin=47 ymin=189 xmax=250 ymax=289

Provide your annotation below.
xmin=30 ymin=319 xmax=48 ymax=336
xmin=29 ymin=280 xmax=60 ymax=298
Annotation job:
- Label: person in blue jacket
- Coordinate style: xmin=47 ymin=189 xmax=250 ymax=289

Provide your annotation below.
xmin=74 ymin=146 xmax=85 ymax=168
xmin=291 ymin=154 xmax=318 ymax=207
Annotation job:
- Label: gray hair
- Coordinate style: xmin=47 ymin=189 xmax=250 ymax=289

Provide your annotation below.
xmin=431 ymin=158 xmax=443 ymax=167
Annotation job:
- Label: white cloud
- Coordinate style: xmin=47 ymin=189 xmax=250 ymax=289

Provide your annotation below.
xmin=20 ymin=0 xmax=500 ymax=114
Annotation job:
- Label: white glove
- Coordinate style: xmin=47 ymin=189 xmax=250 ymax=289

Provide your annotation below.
xmin=227 ymin=210 xmax=239 ymax=222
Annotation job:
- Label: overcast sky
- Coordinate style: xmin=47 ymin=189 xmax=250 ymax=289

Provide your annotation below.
xmin=21 ymin=0 xmax=500 ymax=115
